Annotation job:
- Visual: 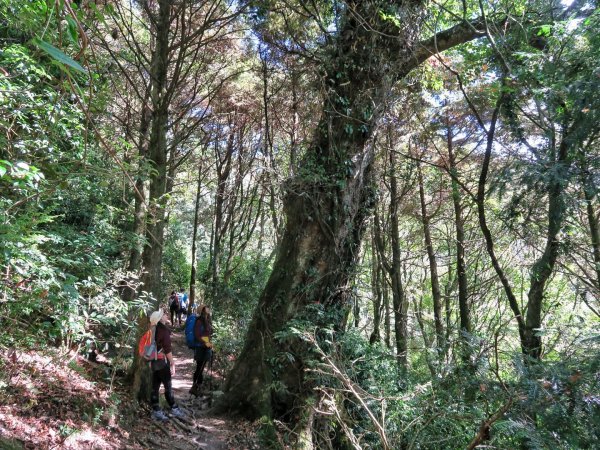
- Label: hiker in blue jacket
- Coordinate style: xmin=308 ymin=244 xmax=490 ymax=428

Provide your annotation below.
xmin=179 ymin=288 xmax=188 ymax=320
xmin=189 ymin=305 xmax=213 ymax=396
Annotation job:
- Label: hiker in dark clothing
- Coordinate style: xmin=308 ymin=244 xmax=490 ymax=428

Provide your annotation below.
xmin=149 ymin=310 xmax=185 ymax=421
xmin=168 ymin=291 xmax=180 ymax=326
xmin=189 ymin=305 xmax=213 ymax=396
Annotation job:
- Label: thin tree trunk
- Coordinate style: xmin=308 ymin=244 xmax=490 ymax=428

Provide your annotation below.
xmin=413 ymin=293 xmax=436 ymax=378
xmin=127 ymin=102 xmax=151 ymax=275
xmin=388 ymin=152 xmax=409 ymax=373
xmin=290 ymin=70 xmax=299 ymax=176
xmin=583 ymin=178 xmax=600 ymax=289
xmin=261 ymin=56 xmax=283 ymax=244
xmin=383 ymin=268 xmax=391 ymax=349
xmin=369 ymin=228 xmax=383 ymax=344
xmin=447 ymin=122 xmax=471 ymax=357
xmin=524 ymin=137 xmax=570 ymax=359
xmin=475 ymin=92 xmax=527 ymax=354
xmin=209 ymin=132 xmax=234 ymax=300
xmin=189 ymin=158 xmax=205 ymax=309
xmin=417 ymin=161 xmax=444 ymax=353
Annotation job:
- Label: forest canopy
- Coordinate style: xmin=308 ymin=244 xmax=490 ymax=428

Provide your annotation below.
xmin=1 ymin=0 xmax=599 ymax=448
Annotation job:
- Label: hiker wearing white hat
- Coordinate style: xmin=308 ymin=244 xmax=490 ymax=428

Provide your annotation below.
xmin=148 ymin=309 xmax=185 ymax=421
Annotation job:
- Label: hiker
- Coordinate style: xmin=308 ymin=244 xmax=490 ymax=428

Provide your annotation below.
xmin=168 ymin=290 xmax=180 ymax=326
xmin=148 ymin=310 xmax=185 ymax=421
xmin=189 ymin=305 xmax=213 ymax=396
xmin=179 ymin=288 xmax=188 ymax=319
xmin=177 ymin=288 xmax=188 ymax=325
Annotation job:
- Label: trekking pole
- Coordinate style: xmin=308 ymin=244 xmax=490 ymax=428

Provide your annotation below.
xmin=208 ymin=350 xmax=214 ymax=392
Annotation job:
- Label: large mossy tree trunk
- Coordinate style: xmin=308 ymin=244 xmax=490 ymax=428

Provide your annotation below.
xmin=222 ymin=0 xmax=488 ymax=441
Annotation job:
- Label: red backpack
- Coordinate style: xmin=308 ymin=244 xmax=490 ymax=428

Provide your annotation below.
xmin=138 ymin=327 xmax=163 ymax=360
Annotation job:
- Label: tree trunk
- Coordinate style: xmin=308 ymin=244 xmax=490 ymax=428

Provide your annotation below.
xmin=139 ymin=0 xmax=171 ymax=303
xmin=209 ymin=132 xmax=234 ymax=301
xmin=583 ymin=177 xmax=600 ymax=289
xmin=222 ymin=3 xmax=395 ymax=415
xmin=417 ymin=161 xmax=444 ymax=353
xmin=122 ymin=97 xmax=152 ymax=302
xmin=134 ymin=0 xmax=171 ymax=402
xmin=221 ymin=0 xmax=495 ymax=440
xmin=189 ymin=157 xmax=205 ymax=309
xmin=373 ymin=203 xmax=408 ymax=371
xmin=447 ymin=123 xmax=471 ymax=359
xmin=290 ymin=69 xmax=299 ymax=176
xmin=388 ymin=152 xmax=409 ymax=373
xmin=383 ymin=267 xmax=391 ymax=349
xmin=127 ymin=96 xmax=152 ymax=271
xmin=369 ymin=228 xmax=383 ymax=344
xmin=523 ymin=138 xmax=571 ymax=359
xmin=475 ymin=92 xmax=528 ymax=355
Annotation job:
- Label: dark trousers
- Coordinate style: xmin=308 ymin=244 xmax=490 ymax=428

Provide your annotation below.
xmin=193 ymin=347 xmax=212 ymax=386
xmin=170 ymin=307 xmax=181 ymax=326
xmin=151 ymin=362 xmax=176 ymax=411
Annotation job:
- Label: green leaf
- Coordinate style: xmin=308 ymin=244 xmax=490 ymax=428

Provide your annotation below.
xmin=65 ymin=17 xmax=79 ymax=46
xmin=32 ymin=38 xmax=86 ymax=73
xmin=0 ymin=160 xmax=10 ymax=177
xmin=537 ymin=25 xmax=551 ymax=37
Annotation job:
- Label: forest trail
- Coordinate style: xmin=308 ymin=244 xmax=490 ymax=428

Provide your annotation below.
xmin=131 ymin=326 xmax=259 ymax=450
xmin=0 ymin=327 xmax=259 ymax=450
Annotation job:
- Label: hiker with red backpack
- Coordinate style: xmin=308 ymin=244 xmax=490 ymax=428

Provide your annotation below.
xmin=187 ymin=305 xmax=213 ymax=396
xmin=142 ymin=310 xmax=185 ymax=421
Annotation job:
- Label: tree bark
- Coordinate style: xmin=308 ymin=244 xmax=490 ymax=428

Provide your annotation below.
xmin=524 ymin=137 xmax=571 ymax=359
xmin=417 ymin=161 xmax=444 ymax=353
xmin=383 ymin=266 xmax=391 ymax=349
xmin=189 ymin=156 xmax=206 ymax=309
xmin=127 ymin=101 xmax=151 ymax=278
xmin=369 ymin=227 xmax=383 ymax=344
xmin=387 ymin=152 xmax=409 ymax=373
xmin=208 ymin=131 xmax=234 ymax=300
xmin=475 ymin=91 xmax=528 ymax=355
xmin=583 ymin=176 xmax=600 ymax=290
xmin=447 ymin=122 xmax=471 ymax=356
xmin=221 ymin=0 xmax=498 ymax=436
xmin=134 ymin=0 xmax=171 ymax=402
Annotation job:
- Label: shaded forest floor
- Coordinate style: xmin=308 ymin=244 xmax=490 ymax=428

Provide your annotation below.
xmin=0 ymin=328 xmax=260 ymax=449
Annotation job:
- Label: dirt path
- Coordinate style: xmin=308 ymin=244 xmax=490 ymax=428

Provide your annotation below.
xmin=133 ymin=326 xmax=259 ymax=450
xmin=169 ymin=328 xmax=229 ymax=450
xmin=0 ymin=320 xmax=259 ymax=450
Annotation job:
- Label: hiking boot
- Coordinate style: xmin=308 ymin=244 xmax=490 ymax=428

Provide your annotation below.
xmin=189 ymin=383 xmax=201 ymax=396
xmin=152 ymin=410 xmax=169 ymax=422
xmin=171 ymin=406 xmax=185 ymax=419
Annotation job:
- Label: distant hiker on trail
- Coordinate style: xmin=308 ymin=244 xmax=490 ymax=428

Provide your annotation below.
xmin=148 ymin=310 xmax=185 ymax=421
xmin=189 ymin=305 xmax=213 ymax=397
xmin=178 ymin=287 xmax=188 ymax=319
xmin=169 ymin=290 xmax=180 ymax=326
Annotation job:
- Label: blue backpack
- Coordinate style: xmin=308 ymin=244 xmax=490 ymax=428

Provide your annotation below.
xmin=185 ymin=314 xmax=200 ymax=349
